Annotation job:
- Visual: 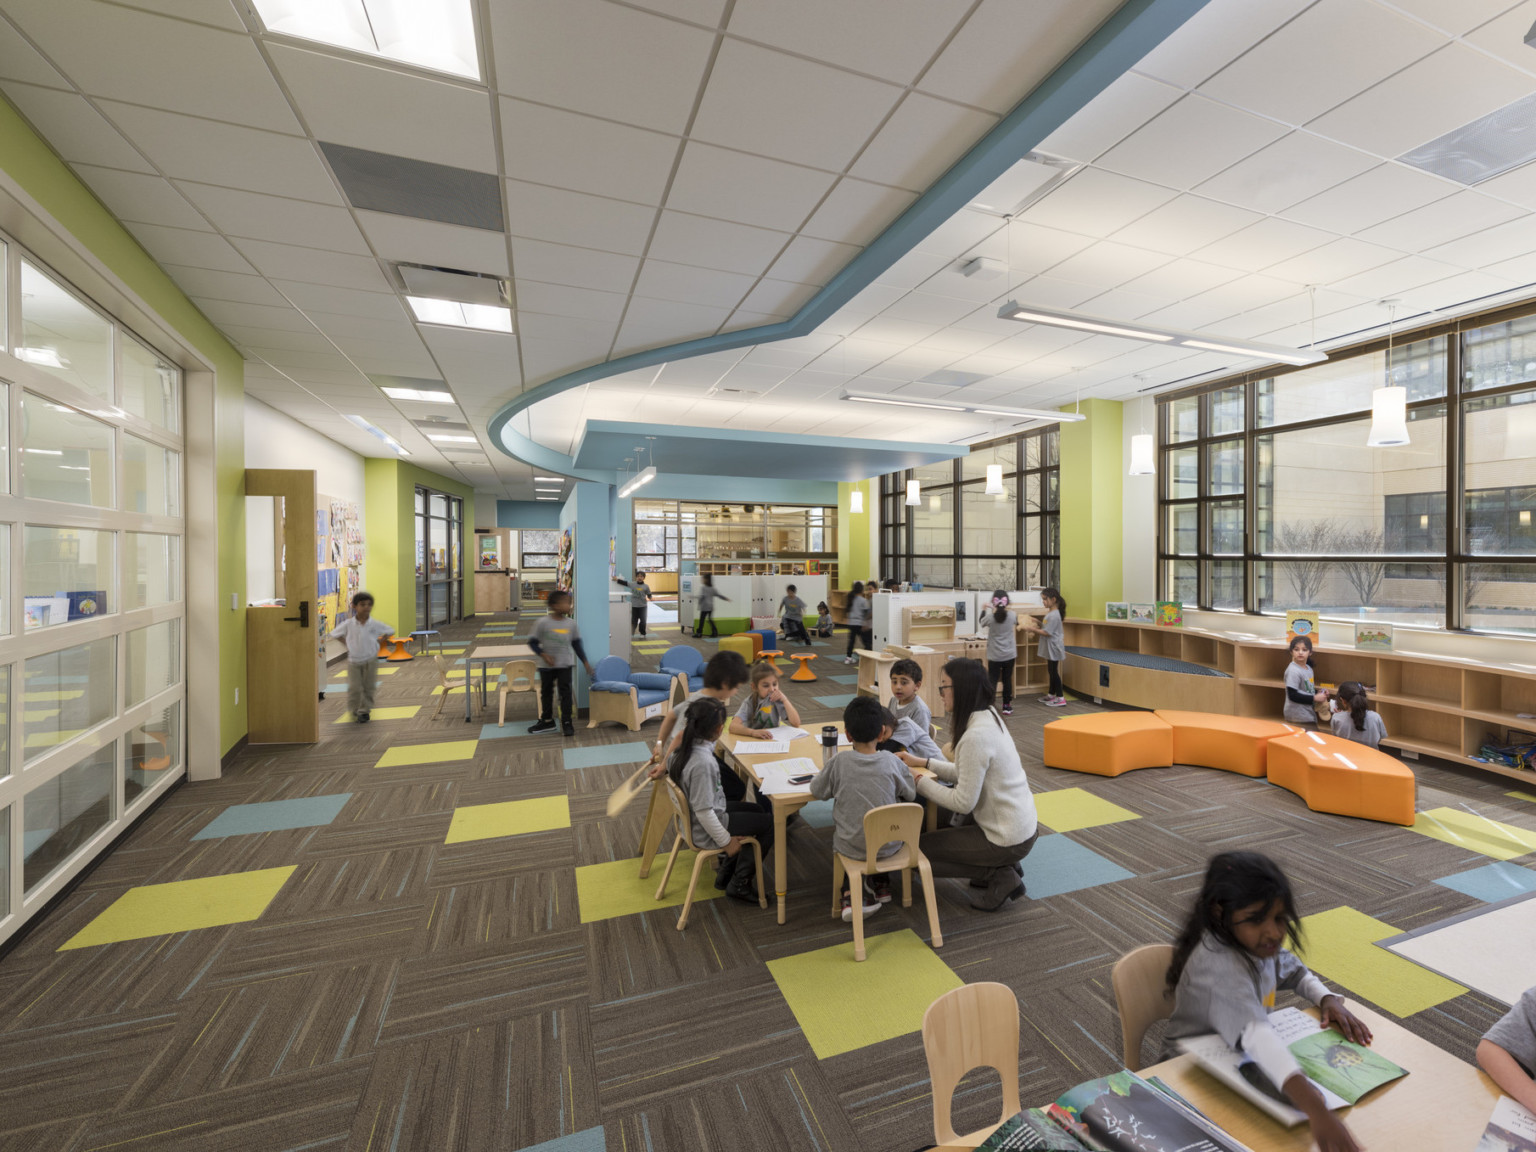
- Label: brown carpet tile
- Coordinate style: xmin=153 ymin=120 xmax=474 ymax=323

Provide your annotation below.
xmin=0 ymin=615 xmax=1528 ymax=1151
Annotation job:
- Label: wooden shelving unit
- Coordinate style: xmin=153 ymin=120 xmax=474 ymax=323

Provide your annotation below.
xmin=904 ymin=605 xmax=957 ymax=645
xmin=1062 ymin=617 xmax=1536 ymax=785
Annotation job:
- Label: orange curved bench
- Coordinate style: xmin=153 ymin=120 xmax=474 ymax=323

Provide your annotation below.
xmin=1042 ymin=713 xmax=1173 ymax=777
xmin=1265 ymin=730 xmax=1416 ymax=826
xmin=1154 ymin=711 xmax=1298 ymax=778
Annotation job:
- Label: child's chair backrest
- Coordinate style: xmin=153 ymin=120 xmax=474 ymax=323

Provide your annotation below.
xmin=860 ymin=802 xmax=923 ymax=869
xmin=921 ymin=982 xmax=1021 ymax=1146
xmin=501 ymin=660 xmax=537 ymax=693
xmin=663 ymin=778 xmax=697 ymax=849
xmin=593 ymin=655 xmax=630 ymax=682
xmin=1110 ymin=943 xmax=1175 ymax=1072
xmin=432 ymin=655 xmax=455 ymax=689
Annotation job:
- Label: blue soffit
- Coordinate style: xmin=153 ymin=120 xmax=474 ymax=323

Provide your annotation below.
xmin=573 ymin=420 xmax=963 ymax=482
xmin=488 ymin=0 xmax=1213 ymax=480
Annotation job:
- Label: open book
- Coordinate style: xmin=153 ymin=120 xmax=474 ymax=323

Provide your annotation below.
xmin=1477 ymin=1096 xmax=1536 ymax=1152
xmin=979 ymin=1071 xmax=1252 ymax=1151
xmin=1176 ymin=1006 xmax=1406 ymax=1126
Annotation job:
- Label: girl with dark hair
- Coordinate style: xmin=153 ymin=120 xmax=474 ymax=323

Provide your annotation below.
xmin=897 ymin=658 xmax=1038 ymax=910
xmin=978 ymin=589 xmax=1019 ymax=715
xmin=1283 ymin=635 xmax=1327 ymax=726
xmin=1022 ymin=586 xmax=1067 ymax=706
xmin=668 ymin=697 xmax=772 ymax=901
xmin=843 ymin=581 xmax=873 ymax=664
xmin=1163 ymin=851 xmax=1372 ymax=1152
xmin=1330 ymin=682 xmax=1387 ymax=749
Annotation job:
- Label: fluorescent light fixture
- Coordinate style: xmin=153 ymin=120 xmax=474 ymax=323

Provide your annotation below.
xmin=406 ymin=295 xmax=513 ymax=333
xmin=905 ymin=480 xmax=920 ymax=507
xmin=1128 ymin=433 xmax=1155 ymax=475
xmin=619 ymin=465 xmax=657 ymax=499
xmin=250 ymin=0 xmax=480 ymax=80
xmin=849 ymin=489 xmax=864 ymax=514
xmin=381 ymin=386 xmax=455 ymax=403
xmin=534 ymin=476 xmax=564 ymax=482
xmin=426 ymin=433 xmax=477 ymax=443
xmin=984 ymin=464 xmax=1005 ymax=495
xmin=996 ymin=301 xmax=1326 ymax=367
xmin=344 ymin=413 xmax=410 ymax=456
xmin=536 ymin=495 xmax=559 ymax=501
xmin=16 ymin=346 xmax=64 ymax=367
xmin=840 ymin=390 xmax=1086 ymax=424
xmin=22 ymin=448 xmax=63 ymax=455
xmin=1366 ymin=386 xmax=1410 ymax=447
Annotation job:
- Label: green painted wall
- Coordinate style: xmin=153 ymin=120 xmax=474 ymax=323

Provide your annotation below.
xmin=837 ymin=479 xmax=872 ymax=589
xmin=0 ymin=95 xmax=249 ymax=754
xmin=363 ymin=459 xmax=477 ymax=635
xmin=1058 ymin=399 xmax=1123 ymax=620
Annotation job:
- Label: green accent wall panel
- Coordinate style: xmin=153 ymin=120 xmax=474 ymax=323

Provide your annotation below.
xmin=838 ymin=480 xmax=871 ymax=587
xmin=365 ymin=459 xmax=477 ymax=636
xmin=1058 ymin=400 xmax=1123 ymax=620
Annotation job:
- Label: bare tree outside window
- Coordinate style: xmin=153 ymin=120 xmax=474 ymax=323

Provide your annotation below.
xmin=1272 ymin=520 xmax=1339 ymax=604
xmin=1335 ymin=527 xmax=1385 ymax=606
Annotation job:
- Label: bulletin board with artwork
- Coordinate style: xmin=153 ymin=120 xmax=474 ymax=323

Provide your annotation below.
xmin=556 ymin=527 xmax=575 ymax=591
xmin=317 ymin=493 xmax=364 ymax=642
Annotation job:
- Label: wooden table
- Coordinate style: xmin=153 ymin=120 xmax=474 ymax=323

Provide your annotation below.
xmin=464 ymin=643 xmax=534 ymax=721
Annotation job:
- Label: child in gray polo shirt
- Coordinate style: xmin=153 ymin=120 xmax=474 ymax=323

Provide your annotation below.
xmin=1479 ymin=985 xmax=1536 ymax=1114
xmin=810 ymin=696 xmax=915 ymax=921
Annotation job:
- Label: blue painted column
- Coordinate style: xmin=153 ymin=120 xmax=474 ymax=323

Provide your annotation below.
xmin=560 ymin=481 xmax=613 ymax=709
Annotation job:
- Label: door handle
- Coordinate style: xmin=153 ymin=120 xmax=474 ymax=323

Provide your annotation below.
xmin=283 ymin=600 xmax=311 ymax=628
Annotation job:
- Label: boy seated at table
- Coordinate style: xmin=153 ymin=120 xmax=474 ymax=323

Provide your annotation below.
xmin=1479 ymin=984 xmax=1536 ymax=1114
xmin=810 ymin=696 xmax=916 ymax=919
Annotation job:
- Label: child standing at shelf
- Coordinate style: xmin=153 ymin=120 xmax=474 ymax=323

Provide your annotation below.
xmin=810 ymin=697 xmax=916 ymax=918
xmin=843 ymin=581 xmax=873 ymax=664
xmin=668 ymin=697 xmax=771 ymax=903
xmin=1283 ymin=635 xmax=1328 ymax=727
xmin=978 ymin=590 xmax=1019 ymax=715
xmin=1478 ymin=983 xmax=1536 ymax=1116
xmin=327 ymin=590 xmax=392 ymax=724
xmin=779 ymin=584 xmax=811 ymax=646
xmin=693 ymin=574 xmax=726 ymax=638
xmin=1331 ymin=682 xmax=1388 ymax=749
xmin=729 ymin=660 xmax=802 ymax=738
xmin=614 ymin=571 xmax=654 ymax=636
xmin=1162 ymin=851 xmax=1372 ymax=1152
xmin=528 ymin=589 xmax=596 ymax=737
xmin=1021 ymin=586 xmax=1067 ymax=708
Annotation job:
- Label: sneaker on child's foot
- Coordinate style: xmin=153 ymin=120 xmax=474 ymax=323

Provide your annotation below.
xmin=356 ymin=711 xmax=370 ymax=724
xmin=561 ymin=721 xmax=576 ymax=737
xmin=870 ymin=876 xmax=893 ymax=904
xmin=1045 ymin=696 xmax=1068 ymax=707
xmin=1002 ymin=705 xmax=1013 ymax=715
xmin=841 ymin=885 xmax=882 ymax=922
xmin=528 ymin=718 xmax=557 ymax=734
xmin=843 ymin=656 xmax=856 ymax=665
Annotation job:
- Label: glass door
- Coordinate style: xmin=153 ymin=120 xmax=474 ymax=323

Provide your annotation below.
xmin=415 ymin=487 xmax=462 ymax=628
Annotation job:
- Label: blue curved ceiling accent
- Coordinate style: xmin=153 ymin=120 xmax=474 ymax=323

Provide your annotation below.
xmin=490 ymin=0 xmax=1213 ymax=481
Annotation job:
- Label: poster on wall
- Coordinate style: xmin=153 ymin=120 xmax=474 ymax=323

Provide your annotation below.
xmin=478 ymin=535 xmax=501 ymax=570
xmin=557 ymin=527 xmax=575 ymax=592
xmin=1286 ymin=610 xmax=1321 ymax=646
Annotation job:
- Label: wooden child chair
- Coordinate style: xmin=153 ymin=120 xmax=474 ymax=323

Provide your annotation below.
xmin=921 ymin=982 xmax=1021 ymax=1148
xmin=830 ymin=802 xmax=942 ymax=961
xmin=497 ymin=659 xmax=538 ymax=726
xmin=653 ymin=778 xmax=766 ymax=929
xmin=430 ymin=655 xmax=469 ymax=720
xmin=1110 ymin=943 xmax=1175 ymax=1071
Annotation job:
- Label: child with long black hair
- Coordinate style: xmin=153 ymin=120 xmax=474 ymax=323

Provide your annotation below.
xmin=1284 ymin=635 xmax=1327 ymax=727
xmin=1330 ymin=682 xmax=1387 ymax=749
xmin=1162 ymin=851 xmax=1372 ymax=1152
xmin=977 ymin=589 xmax=1019 ymax=715
xmin=1022 ymin=586 xmax=1067 ymax=707
xmin=668 ymin=697 xmax=772 ymax=901
xmin=843 ymin=581 xmax=872 ymax=664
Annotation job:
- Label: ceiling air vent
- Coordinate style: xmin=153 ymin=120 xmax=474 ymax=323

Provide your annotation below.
xmin=395 ymin=263 xmax=510 ymax=307
xmin=1399 ymin=91 xmax=1536 ymax=185
xmin=320 ymin=142 xmax=504 ymax=230
xmin=919 ymin=370 xmax=989 ymax=388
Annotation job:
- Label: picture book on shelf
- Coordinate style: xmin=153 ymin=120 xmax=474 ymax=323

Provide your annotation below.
xmin=1476 ymin=1095 xmax=1536 ymax=1152
xmin=1286 ymin=610 xmax=1320 ymax=645
xmin=979 ymin=1070 xmax=1249 ymax=1152
xmin=1154 ymin=601 xmax=1183 ymax=628
xmin=1129 ymin=603 xmax=1155 ymax=624
xmin=1106 ymin=602 xmax=1129 ymax=620
xmin=1354 ymin=621 xmax=1394 ymax=651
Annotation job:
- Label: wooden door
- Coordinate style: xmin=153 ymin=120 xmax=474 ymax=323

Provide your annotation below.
xmin=246 ymin=469 xmax=320 ymax=743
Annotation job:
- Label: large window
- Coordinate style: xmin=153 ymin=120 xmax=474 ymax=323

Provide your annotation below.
xmin=879 ymin=426 xmax=1059 ymax=590
xmin=630 ymin=501 xmax=836 ymax=571
xmin=1157 ymin=319 xmax=1536 ymax=633
xmin=0 ymin=242 xmax=186 ymax=945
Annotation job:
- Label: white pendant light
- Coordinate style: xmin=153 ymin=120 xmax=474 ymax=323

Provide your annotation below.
xmin=1367 ymin=300 xmax=1410 ymax=448
xmin=984 ymin=463 xmax=1005 ymax=495
xmin=905 ymin=479 xmax=920 ymax=506
xmin=1128 ymin=386 xmax=1155 ymax=475
xmin=849 ymin=488 xmax=864 ymax=514
xmin=929 ymin=493 xmax=941 ymax=512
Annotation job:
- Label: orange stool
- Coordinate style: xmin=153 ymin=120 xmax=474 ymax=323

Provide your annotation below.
xmin=1154 ymin=711 xmax=1299 ymax=777
xmin=759 ymin=649 xmax=784 ymax=670
xmin=377 ymin=635 xmax=414 ymax=661
xmin=788 ymin=652 xmax=819 ymax=682
xmin=1042 ymin=713 xmax=1173 ymax=777
xmin=731 ymin=631 xmax=764 ymax=659
xmin=1265 ymin=730 xmax=1416 ymax=825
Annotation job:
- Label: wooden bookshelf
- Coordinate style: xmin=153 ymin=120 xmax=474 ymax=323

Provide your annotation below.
xmin=1061 ymin=617 xmax=1536 ymax=785
xmin=904 ymin=605 xmax=957 ymax=645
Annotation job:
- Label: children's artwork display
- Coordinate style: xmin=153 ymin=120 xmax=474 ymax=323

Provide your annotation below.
xmin=478 ymin=535 xmax=501 ymax=569
xmin=556 ymin=527 xmax=575 ymax=591
xmin=1155 ymin=601 xmax=1183 ymax=627
xmin=1355 ymin=621 xmax=1394 ymax=651
xmin=1106 ymin=601 xmax=1129 ymax=620
xmin=1286 ymin=609 xmax=1320 ymax=645
xmin=316 ymin=494 xmax=365 ymax=642
xmin=1128 ymin=603 xmax=1155 ymax=623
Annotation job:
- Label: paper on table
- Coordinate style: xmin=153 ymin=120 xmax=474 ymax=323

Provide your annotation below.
xmin=766 ymin=726 xmax=809 ymax=742
xmin=734 ymin=739 xmax=789 ymax=755
xmin=1478 ymin=1096 xmax=1536 ymax=1152
xmin=757 ymin=758 xmax=819 ymax=795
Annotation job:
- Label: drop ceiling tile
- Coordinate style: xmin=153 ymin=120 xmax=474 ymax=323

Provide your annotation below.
xmin=1201 ymin=0 xmax=1442 ymax=124
xmin=509 ymin=237 xmax=640 ymax=294
xmin=621 ymin=0 xmax=729 ymax=25
xmin=97 ymin=102 xmax=342 ymax=202
xmin=633 ymin=258 xmax=756 ymax=308
xmin=220 ymin=325 xmax=338 ymax=354
xmin=68 ymin=164 xmax=209 ymax=229
xmin=1481 ymin=249 xmax=1536 ymax=286
xmin=490 ymin=0 xmax=716 ymax=134
xmin=304 ymin=309 xmax=416 ymax=342
xmin=419 ymin=326 xmax=524 ymax=387
xmin=878 ymin=291 xmax=979 ymax=327
xmin=1281 ymin=163 xmax=1455 ymax=235
xmin=194 ymin=298 xmax=315 ymax=333
xmin=1193 ymin=130 xmax=1379 ymax=214
xmin=125 ymin=221 xmax=254 ymax=273
xmin=270 ymin=279 xmax=403 ymax=319
xmin=873 ymin=247 xmax=953 ymax=291
xmin=613 ymin=296 xmax=734 ymax=352
xmin=177 ymin=182 xmax=369 ymax=253
xmin=1354 ymin=191 xmax=1525 ymax=253
xmin=1308 ymin=43 xmax=1535 ymax=158
xmin=247 ymin=347 xmax=357 ymax=372
xmin=737 ymin=278 xmax=817 ymax=316
xmin=802 ymin=176 xmax=917 ymax=246
xmin=505 ymin=178 xmax=657 ymax=256
xmin=1261 ymin=237 xmax=1402 ymax=284
xmin=1120 ymin=258 xmax=1244 ymax=299
xmin=0 ymin=15 xmax=67 ymax=86
xmin=1096 ymin=94 xmax=1289 ymax=190
xmin=1076 ymin=286 xmax=1176 ymax=321
xmin=517 ymin=310 xmax=623 ymax=345
xmin=849 ymin=92 xmax=998 ymax=193
xmin=0 ymin=83 xmax=154 ymax=173
xmin=727 ymin=0 xmax=970 ymax=84
xmin=513 ymin=281 xmax=629 ymax=323
xmin=337 ymin=345 xmax=441 ymax=377
xmin=1040 ymin=239 xmax=1170 ymax=289
xmin=1019 ymin=167 xmax=1179 ymax=239
xmin=354 ymin=211 xmax=509 ymax=277
xmin=1328 ymin=254 xmax=1466 ymax=300
xmin=1393 ymin=268 xmax=1525 ymax=316
xmin=919 ymin=328 xmax=1005 ymax=356
xmin=519 ymin=336 xmax=604 ymax=385
xmin=176 ymin=269 xmax=292 ymax=308
xmin=912 ymin=210 xmax=1006 ymax=261
xmin=1424 ymin=213 xmax=1536 ymax=268
xmin=1472 ymin=159 xmax=1536 ymax=211
xmin=665 ymin=142 xmax=837 ymax=233
xmin=1132 ymin=0 xmax=1311 ymax=89
xmin=232 ymin=238 xmax=389 ymax=291
xmin=1463 ymin=3 xmax=1536 ymax=74
xmin=4 ymin=0 xmax=300 ymax=132
xmin=919 ymin=0 xmax=1121 ymax=114
xmin=1034 ymin=70 xmax=1183 ymax=164
xmin=498 ymin=98 xmax=680 ymax=206
xmin=268 ymin=44 xmax=497 ymax=172
xmin=690 ymin=39 xmax=901 ymax=172
xmin=1106 ymin=194 xmax=1263 ymax=257
xmin=645 ymin=211 xmax=789 ymax=276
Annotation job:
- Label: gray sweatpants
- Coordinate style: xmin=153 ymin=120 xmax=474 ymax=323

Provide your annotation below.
xmin=347 ymin=659 xmax=379 ymax=716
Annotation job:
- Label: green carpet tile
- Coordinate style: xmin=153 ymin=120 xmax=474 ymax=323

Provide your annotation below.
xmin=0 ymin=615 xmax=1525 ymax=1151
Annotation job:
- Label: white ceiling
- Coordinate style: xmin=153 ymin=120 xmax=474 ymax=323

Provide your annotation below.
xmin=9 ymin=0 xmax=1536 ymax=485
xmin=0 ymin=0 xmax=1123 ymax=495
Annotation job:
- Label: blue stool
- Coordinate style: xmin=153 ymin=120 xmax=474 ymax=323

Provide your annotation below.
xmin=410 ymin=629 xmax=442 ymax=657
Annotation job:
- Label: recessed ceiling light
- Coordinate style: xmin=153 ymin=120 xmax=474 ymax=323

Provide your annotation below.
xmin=343 ymin=414 xmax=410 ymax=456
xmin=427 ymin=433 xmax=477 ymax=443
xmin=381 ymin=386 xmax=455 ymax=403
xmin=250 ymin=0 xmax=480 ymax=80
xmin=535 ymin=495 xmax=559 ymax=501
xmin=407 ymin=296 xmax=513 ymax=333
xmin=534 ymin=476 xmax=563 ymax=482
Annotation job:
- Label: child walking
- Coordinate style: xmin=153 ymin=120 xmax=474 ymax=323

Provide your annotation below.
xmin=1283 ymin=636 xmax=1327 ymax=726
xmin=730 ymin=660 xmax=802 ymax=738
xmin=1022 ymin=586 xmax=1067 ymax=707
xmin=693 ymin=574 xmax=726 ymax=638
xmin=327 ymin=590 xmax=392 ymax=724
xmin=614 ymin=571 xmax=654 ymax=636
xmin=1162 ymin=851 xmax=1371 ymax=1152
xmin=1330 ymin=682 xmax=1387 ymax=749
xmin=669 ymin=697 xmax=772 ymax=902
xmin=978 ymin=590 xmax=1019 ymax=715
xmin=779 ymin=584 xmax=811 ymax=645
xmin=528 ymin=589 xmax=596 ymax=737
xmin=843 ymin=581 xmax=872 ymax=664
xmin=810 ymin=697 xmax=916 ymax=919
